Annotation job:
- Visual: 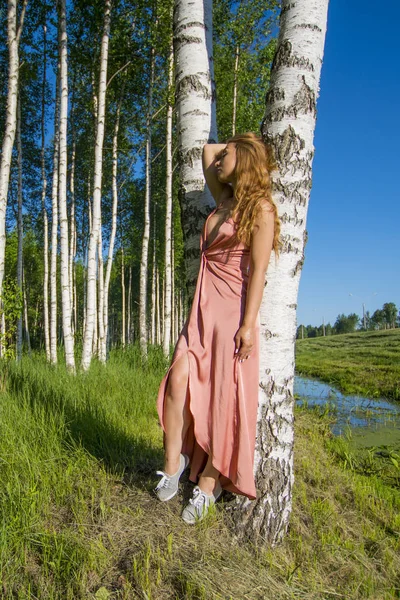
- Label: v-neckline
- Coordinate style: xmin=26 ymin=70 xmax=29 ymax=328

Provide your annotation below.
xmin=204 ymin=208 xmax=233 ymax=250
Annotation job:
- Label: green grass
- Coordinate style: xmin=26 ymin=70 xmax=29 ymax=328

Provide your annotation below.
xmin=0 ymin=349 xmax=399 ymax=599
xmin=296 ymin=329 xmax=400 ymax=401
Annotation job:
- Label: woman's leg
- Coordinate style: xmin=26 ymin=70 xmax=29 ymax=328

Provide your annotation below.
xmin=163 ymin=353 xmax=191 ymax=475
xmin=197 ymin=453 xmax=220 ymax=495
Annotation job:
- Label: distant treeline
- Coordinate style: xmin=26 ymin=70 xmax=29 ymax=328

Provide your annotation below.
xmin=297 ymin=302 xmax=399 ymax=339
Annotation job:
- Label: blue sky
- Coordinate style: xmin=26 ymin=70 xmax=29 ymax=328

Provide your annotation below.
xmin=296 ymin=0 xmax=400 ymax=327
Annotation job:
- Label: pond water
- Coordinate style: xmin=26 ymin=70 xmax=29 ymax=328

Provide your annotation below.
xmin=294 ymin=376 xmax=400 ymax=447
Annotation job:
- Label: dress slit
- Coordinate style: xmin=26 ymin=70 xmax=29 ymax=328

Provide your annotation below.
xmin=157 ymin=211 xmax=259 ymax=500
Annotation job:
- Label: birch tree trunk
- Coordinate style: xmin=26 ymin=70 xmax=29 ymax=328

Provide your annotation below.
xmin=58 ymin=0 xmax=75 ymax=372
xmin=173 ymin=0 xmax=217 ymax=292
xmin=163 ymin=39 xmax=174 ymax=356
xmin=102 ymin=97 xmax=122 ymax=361
xmin=81 ymin=0 xmax=111 ymax=370
xmin=0 ymin=0 xmax=27 ymax=356
xmin=150 ymin=235 xmax=156 ymax=345
xmin=232 ymin=44 xmax=240 ymax=136
xmin=127 ymin=266 xmax=132 ymax=344
xmin=232 ymin=0 xmax=329 ymax=544
xmin=121 ymin=247 xmax=125 ymax=349
xmin=69 ymin=139 xmax=76 ymax=335
xmin=50 ymin=67 xmax=61 ymax=365
xmin=23 ymin=268 xmax=31 ymax=355
xmin=97 ymin=221 xmax=105 ymax=357
xmin=41 ymin=23 xmax=50 ymax=361
xmin=139 ymin=44 xmax=155 ymax=356
xmin=171 ymin=233 xmax=175 ymax=344
xmin=16 ymin=96 xmax=23 ymax=362
xmin=156 ymin=266 xmax=161 ymax=346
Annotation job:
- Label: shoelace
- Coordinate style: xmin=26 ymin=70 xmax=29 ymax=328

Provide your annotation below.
xmin=189 ymin=486 xmax=207 ymax=509
xmin=155 ymin=471 xmax=171 ymax=491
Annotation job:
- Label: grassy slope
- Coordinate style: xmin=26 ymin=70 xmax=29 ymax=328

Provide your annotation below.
xmin=295 ymin=329 xmax=400 ymax=400
xmin=0 ymin=350 xmax=399 ymax=599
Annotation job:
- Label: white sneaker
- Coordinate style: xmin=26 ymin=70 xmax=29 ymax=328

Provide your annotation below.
xmin=154 ymin=454 xmax=189 ymax=502
xmin=182 ymin=480 xmax=222 ymax=524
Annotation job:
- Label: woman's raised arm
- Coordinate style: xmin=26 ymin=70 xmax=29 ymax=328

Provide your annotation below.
xmin=202 ymin=143 xmax=232 ymax=203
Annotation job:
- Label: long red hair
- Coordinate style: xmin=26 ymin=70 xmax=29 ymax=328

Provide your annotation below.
xmin=227 ymin=132 xmax=280 ymax=254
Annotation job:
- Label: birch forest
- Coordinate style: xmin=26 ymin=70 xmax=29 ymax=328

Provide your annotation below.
xmin=0 ymin=0 xmax=278 ymax=370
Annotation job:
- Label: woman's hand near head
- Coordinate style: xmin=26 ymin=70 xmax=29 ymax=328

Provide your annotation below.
xmin=202 ymin=143 xmax=233 ymax=204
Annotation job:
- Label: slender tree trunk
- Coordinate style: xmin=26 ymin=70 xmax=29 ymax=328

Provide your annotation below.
xmin=173 ymin=0 xmax=217 ymax=293
xmin=50 ymin=66 xmax=61 ymax=365
xmin=139 ymin=44 xmax=155 ymax=356
xmin=127 ymin=266 xmax=132 ymax=345
xmin=102 ymin=95 xmax=123 ymax=361
xmin=16 ymin=96 xmax=23 ymax=362
xmin=171 ymin=232 xmax=175 ymax=344
xmin=163 ymin=39 xmax=174 ymax=356
xmin=121 ymin=247 xmax=125 ymax=348
xmin=156 ymin=266 xmax=161 ymax=346
xmin=23 ymin=268 xmax=31 ymax=355
xmin=58 ymin=0 xmax=75 ymax=372
xmin=97 ymin=220 xmax=105 ymax=357
xmin=81 ymin=0 xmax=111 ymax=370
xmin=69 ymin=138 xmax=76 ymax=335
xmin=151 ymin=232 xmax=156 ymax=345
xmin=232 ymin=0 xmax=330 ymax=544
xmin=0 ymin=0 xmax=27 ymax=322
xmin=41 ymin=23 xmax=50 ymax=361
xmin=232 ymin=44 xmax=240 ymax=136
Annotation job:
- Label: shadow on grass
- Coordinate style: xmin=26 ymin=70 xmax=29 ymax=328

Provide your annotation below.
xmin=3 ymin=358 xmax=164 ymax=493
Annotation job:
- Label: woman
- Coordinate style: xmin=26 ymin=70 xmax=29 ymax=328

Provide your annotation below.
xmin=155 ymin=133 xmax=280 ymax=524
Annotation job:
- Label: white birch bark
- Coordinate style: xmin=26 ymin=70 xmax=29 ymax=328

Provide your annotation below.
xmin=81 ymin=0 xmax=111 ymax=370
xmin=69 ymin=138 xmax=76 ymax=334
xmin=58 ymin=0 xmax=75 ymax=372
xmin=232 ymin=44 xmax=240 ymax=136
xmin=150 ymin=236 xmax=156 ymax=345
xmin=156 ymin=266 xmax=161 ymax=346
xmin=139 ymin=45 xmax=155 ymax=356
xmin=23 ymin=268 xmax=31 ymax=355
xmin=0 ymin=0 xmax=27 ymax=355
xmin=127 ymin=266 xmax=132 ymax=344
xmin=163 ymin=39 xmax=174 ymax=356
xmin=171 ymin=233 xmax=176 ymax=344
xmin=232 ymin=0 xmax=330 ymax=544
xmin=97 ymin=220 xmax=105 ymax=357
xmin=121 ymin=247 xmax=126 ymax=348
xmin=41 ymin=24 xmax=50 ymax=361
xmin=50 ymin=67 xmax=61 ymax=365
xmin=173 ymin=0 xmax=217 ymax=291
xmin=16 ymin=96 xmax=23 ymax=362
xmin=101 ymin=98 xmax=122 ymax=361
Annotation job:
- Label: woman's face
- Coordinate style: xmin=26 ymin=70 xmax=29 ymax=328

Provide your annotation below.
xmin=215 ymin=143 xmax=236 ymax=184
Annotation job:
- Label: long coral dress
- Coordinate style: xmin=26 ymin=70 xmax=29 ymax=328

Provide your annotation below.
xmin=157 ymin=208 xmax=259 ymax=499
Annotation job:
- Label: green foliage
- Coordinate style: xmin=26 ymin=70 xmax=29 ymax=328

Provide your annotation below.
xmin=334 ymin=312 xmax=360 ymax=334
xmin=0 ymin=278 xmax=23 ymax=360
xmin=213 ymin=0 xmax=279 ymax=140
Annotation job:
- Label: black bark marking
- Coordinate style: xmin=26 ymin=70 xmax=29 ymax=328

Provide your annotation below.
xmin=294 ymin=23 xmax=322 ymax=32
xmin=265 ymin=87 xmax=285 ymax=105
xmin=176 ymin=74 xmax=211 ymax=102
xmin=272 ymin=38 xmax=315 ymax=72
xmin=293 ymin=76 xmax=316 ymax=117
xmin=174 ymin=21 xmax=205 ymax=36
xmin=264 ymin=125 xmax=304 ymax=165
